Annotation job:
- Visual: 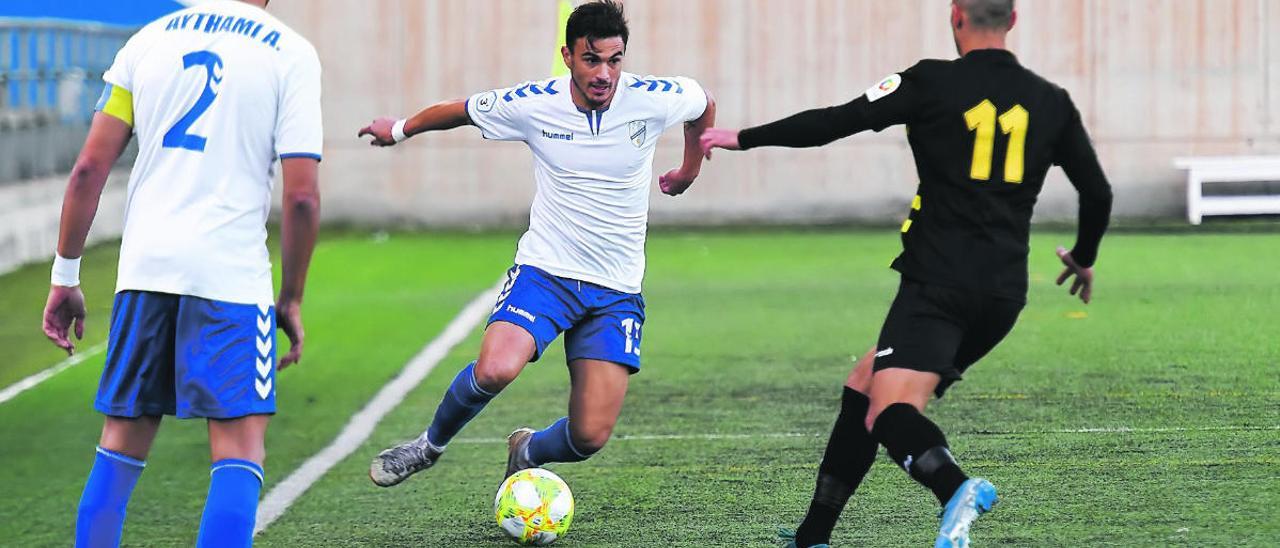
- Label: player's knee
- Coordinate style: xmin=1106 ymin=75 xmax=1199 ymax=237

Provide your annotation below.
xmin=864 ymin=401 xmax=904 ymax=434
xmin=863 ymin=408 xmax=881 ymax=434
xmin=473 ymin=359 xmax=520 ymax=393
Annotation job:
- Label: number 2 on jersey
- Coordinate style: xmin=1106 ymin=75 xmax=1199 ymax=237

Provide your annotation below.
xmin=163 ymin=50 xmax=223 ymax=152
xmin=964 ymin=99 xmax=1028 ymax=183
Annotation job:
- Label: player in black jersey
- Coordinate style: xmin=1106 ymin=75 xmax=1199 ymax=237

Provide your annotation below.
xmin=701 ymin=1 xmax=1112 ymax=547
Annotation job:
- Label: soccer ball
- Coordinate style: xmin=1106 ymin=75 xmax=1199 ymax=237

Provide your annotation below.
xmin=494 ymin=468 xmax=575 ymax=545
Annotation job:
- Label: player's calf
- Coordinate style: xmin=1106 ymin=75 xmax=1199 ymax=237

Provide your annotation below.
xmin=526 ymin=417 xmax=603 ymax=466
xmin=76 ymin=416 xmax=160 ymax=548
xmin=196 ymin=459 xmax=263 ymax=548
xmin=198 ymin=415 xmax=269 ymax=547
xmin=791 ymin=387 xmax=878 ymax=548
xmin=507 ymin=417 xmax=603 ymax=478
xmin=872 ymin=403 xmax=969 ymax=506
xmin=76 ymin=447 xmax=146 ymax=548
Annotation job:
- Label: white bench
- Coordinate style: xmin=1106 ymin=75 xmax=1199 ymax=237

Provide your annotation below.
xmin=1174 ymin=156 xmax=1280 ymax=224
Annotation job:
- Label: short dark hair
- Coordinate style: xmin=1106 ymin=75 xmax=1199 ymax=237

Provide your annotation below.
xmin=956 ymin=0 xmax=1015 ymax=30
xmin=565 ymin=0 xmax=629 ymax=52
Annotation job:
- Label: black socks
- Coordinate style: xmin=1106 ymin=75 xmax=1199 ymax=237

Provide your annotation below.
xmin=794 ymin=388 xmax=879 ymax=547
xmin=872 ymin=402 xmax=968 ymax=505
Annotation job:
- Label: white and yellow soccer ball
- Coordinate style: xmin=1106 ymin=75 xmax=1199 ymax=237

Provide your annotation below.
xmin=494 ymin=468 xmax=575 ymax=545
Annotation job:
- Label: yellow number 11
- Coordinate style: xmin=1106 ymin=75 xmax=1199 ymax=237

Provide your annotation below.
xmin=964 ymin=100 xmax=1028 ymax=183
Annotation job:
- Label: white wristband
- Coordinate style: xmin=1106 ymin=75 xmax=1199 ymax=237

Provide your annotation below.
xmin=51 ymin=254 xmax=81 ymax=287
xmin=391 ymin=119 xmax=409 ymax=143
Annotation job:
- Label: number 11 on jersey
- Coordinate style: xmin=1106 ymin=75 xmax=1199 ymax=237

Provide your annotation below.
xmin=964 ymin=99 xmax=1028 ymax=184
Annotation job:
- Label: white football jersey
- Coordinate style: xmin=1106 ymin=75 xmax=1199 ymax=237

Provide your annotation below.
xmin=466 ymin=72 xmax=707 ymax=293
xmin=103 ymin=0 xmax=322 ymax=305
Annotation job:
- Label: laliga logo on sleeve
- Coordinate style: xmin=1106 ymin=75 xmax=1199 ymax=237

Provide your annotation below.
xmin=477 ymin=91 xmax=497 ymax=113
xmin=865 ymin=73 xmax=902 ymax=103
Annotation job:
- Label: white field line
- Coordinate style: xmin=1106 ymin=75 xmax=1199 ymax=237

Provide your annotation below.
xmin=250 ymin=271 xmax=1275 ymax=533
xmin=0 ymin=342 xmax=107 ymax=405
xmin=446 ymin=425 xmax=1280 ymax=445
xmin=254 ymin=280 xmax=503 ymax=535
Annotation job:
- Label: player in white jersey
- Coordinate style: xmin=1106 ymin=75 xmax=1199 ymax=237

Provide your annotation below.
xmin=361 ymin=0 xmax=715 ymax=486
xmin=40 ymin=1 xmax=321 ymax=546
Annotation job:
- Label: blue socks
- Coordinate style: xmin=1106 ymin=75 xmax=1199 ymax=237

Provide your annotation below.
xmin=195 ymin=459 xmax=263 ymax=548
xmin=76 ymin=447 xmax=145 ymax=548
xmin=76 ymin=449 xmax=263 ymax=548
xmin=526 ymin=417 xmax=595 ymax=466
xmin=423 ymin=364 xmax=601 ymax=467
xmin=425 ymin=362 xmax=496 ymax=448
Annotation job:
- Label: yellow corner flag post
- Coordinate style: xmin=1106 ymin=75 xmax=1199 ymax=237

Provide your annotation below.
xmin=552 ymin=0 xmax=572 ymax=76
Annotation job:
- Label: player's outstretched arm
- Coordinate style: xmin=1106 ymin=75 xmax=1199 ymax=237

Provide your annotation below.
xmin=42 ymin=112 xmax=132 ymax=354
xmin=702 ymin=72 xmax=919 ymax=157
xmin=276 ymin=158 xmax=321 ymax=369
xmin=358 ymin=99 xmax=471 ymax=147
xmin=660 ymin=90 xmax=716 ymax=196
xmin=700 ymin=96 xmax=875 ymax=158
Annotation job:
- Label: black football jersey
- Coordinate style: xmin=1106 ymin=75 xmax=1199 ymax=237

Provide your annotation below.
xmin=739 ymin=49 xmax=1112 ymax=301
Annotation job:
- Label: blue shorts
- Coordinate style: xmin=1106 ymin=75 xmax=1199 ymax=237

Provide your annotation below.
xmin=488 ymin=265 xmax=645 ymax=372
xmin=96 ymin=291 xmax=277 ymax=419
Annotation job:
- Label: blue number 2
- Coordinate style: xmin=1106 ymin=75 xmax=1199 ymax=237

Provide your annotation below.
xmin=163 ymin=50 xmax=223 ymax=152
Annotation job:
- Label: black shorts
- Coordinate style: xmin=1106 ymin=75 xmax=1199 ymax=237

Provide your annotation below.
xmin=873 ymin=277 xmax=1024 ymax=397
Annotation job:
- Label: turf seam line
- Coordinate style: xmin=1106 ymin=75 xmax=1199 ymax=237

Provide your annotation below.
xmin=0 ymin=342 xmax=107 ymax=405
xmin=253 ymin=279 xmax=504 ymax=535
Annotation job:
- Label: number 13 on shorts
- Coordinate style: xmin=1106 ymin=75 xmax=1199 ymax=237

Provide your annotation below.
xmin=621 ymin=318 xmax=642 ymax=356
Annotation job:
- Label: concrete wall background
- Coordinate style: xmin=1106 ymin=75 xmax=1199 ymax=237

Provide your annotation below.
xmin=259 ymin=0 xmax=1280 ymax=227
xmin=267 ymin=0 xmax=1279 ymax=227
xmin=236 ymin=1 xmax=1280 ymax=225
xmin=0 ymin=171 xmax=128 ymax=275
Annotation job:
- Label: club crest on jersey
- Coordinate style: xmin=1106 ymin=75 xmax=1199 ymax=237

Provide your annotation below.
xmin=476 ymin=91 xmax=497 ymax=113
xmin=865 ymin=73 xmax=902 ymax=103
xmin=628 ymin=120 xmax=647 ymax=148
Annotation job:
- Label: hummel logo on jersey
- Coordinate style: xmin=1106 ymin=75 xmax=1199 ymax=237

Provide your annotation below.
xmin=506 ymin=305 xmax=536 ymax=323
xmin=255 ymin=378 xmax=273 ymax=400
xmin=629 ymin=78 xmax=684 ymax=94
xmin=256 ymin=336 xmax=272 ymax=357
xmin=875 ymin=347 xmax=895 ymax=358
xmin=256 ymin=357 xmax=273 ymax=378
xmin=254 ymin=304 xmax=273 ymax=400
xmin=502 ymin=80 xmax=559 ymax=102
xmin=493 ymin=267 xmax=520 ymax=314
xmin=541 ymin=129 xmax=574 ymax=141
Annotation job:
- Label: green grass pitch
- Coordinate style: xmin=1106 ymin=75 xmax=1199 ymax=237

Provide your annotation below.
xmin=0 ymin=229 xmax=1277 ymax=546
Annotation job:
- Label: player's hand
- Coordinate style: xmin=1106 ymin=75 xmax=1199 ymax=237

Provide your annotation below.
xmin=276 ymin=298 xmax=305 ymax=369
xmin=659 ymin=168 xmax=697 ymax=196
xmin=1055 ymin=246 xmax=1094 ymax=304
xmin=42 ymin=285 xmax=86 ymax=355
xmin=358 ymin=117 xmax=398 ymax=147
xmin=698 ymin=127 xmax=741 ymax=160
